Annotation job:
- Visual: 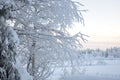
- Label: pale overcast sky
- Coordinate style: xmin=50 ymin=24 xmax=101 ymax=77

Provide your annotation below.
xmin=76 ymin=0 xmax=120 ymax=49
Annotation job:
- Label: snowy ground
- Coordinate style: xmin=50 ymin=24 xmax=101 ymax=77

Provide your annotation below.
xmin=49 ymin=59 xmax=120 ymax=80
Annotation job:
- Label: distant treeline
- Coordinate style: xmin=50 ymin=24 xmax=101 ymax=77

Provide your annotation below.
xmin=79 ymin=47 xmax=120 ymax=58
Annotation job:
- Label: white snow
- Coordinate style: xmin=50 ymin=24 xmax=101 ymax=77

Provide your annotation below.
xmin=50 ymin=59 xmax=120 ymax=80
xmin=14 ymin=58 xmax=33 ymax=80
xmin=64 ymin=74 xmax=120 ymax=80
xmin=7 ymin=26 xmax=19 ymax=46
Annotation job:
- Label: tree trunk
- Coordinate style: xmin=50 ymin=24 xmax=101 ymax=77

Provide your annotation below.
xmin=32 ymin=51 xmax=35 ymax=80
xmin=27 ymin=41 xmax=36 ymax=80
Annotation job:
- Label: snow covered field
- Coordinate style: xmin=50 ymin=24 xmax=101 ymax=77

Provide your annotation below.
xmin=50 ymin=59 xmax=120 ymax=80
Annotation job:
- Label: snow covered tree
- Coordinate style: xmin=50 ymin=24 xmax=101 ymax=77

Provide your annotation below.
xmin=1 ymin=0 xmax=86 ymax=80
xmin=0 ymin=8 xmax=20 ymax=80
xmin=0 ymin=0 xmax=32 ymax=80
xmin=13 ymin=0 xmax=86 ymax=80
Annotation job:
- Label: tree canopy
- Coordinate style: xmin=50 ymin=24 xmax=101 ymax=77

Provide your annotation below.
xmin=0 ymin=0 xmax=86 ymax=80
